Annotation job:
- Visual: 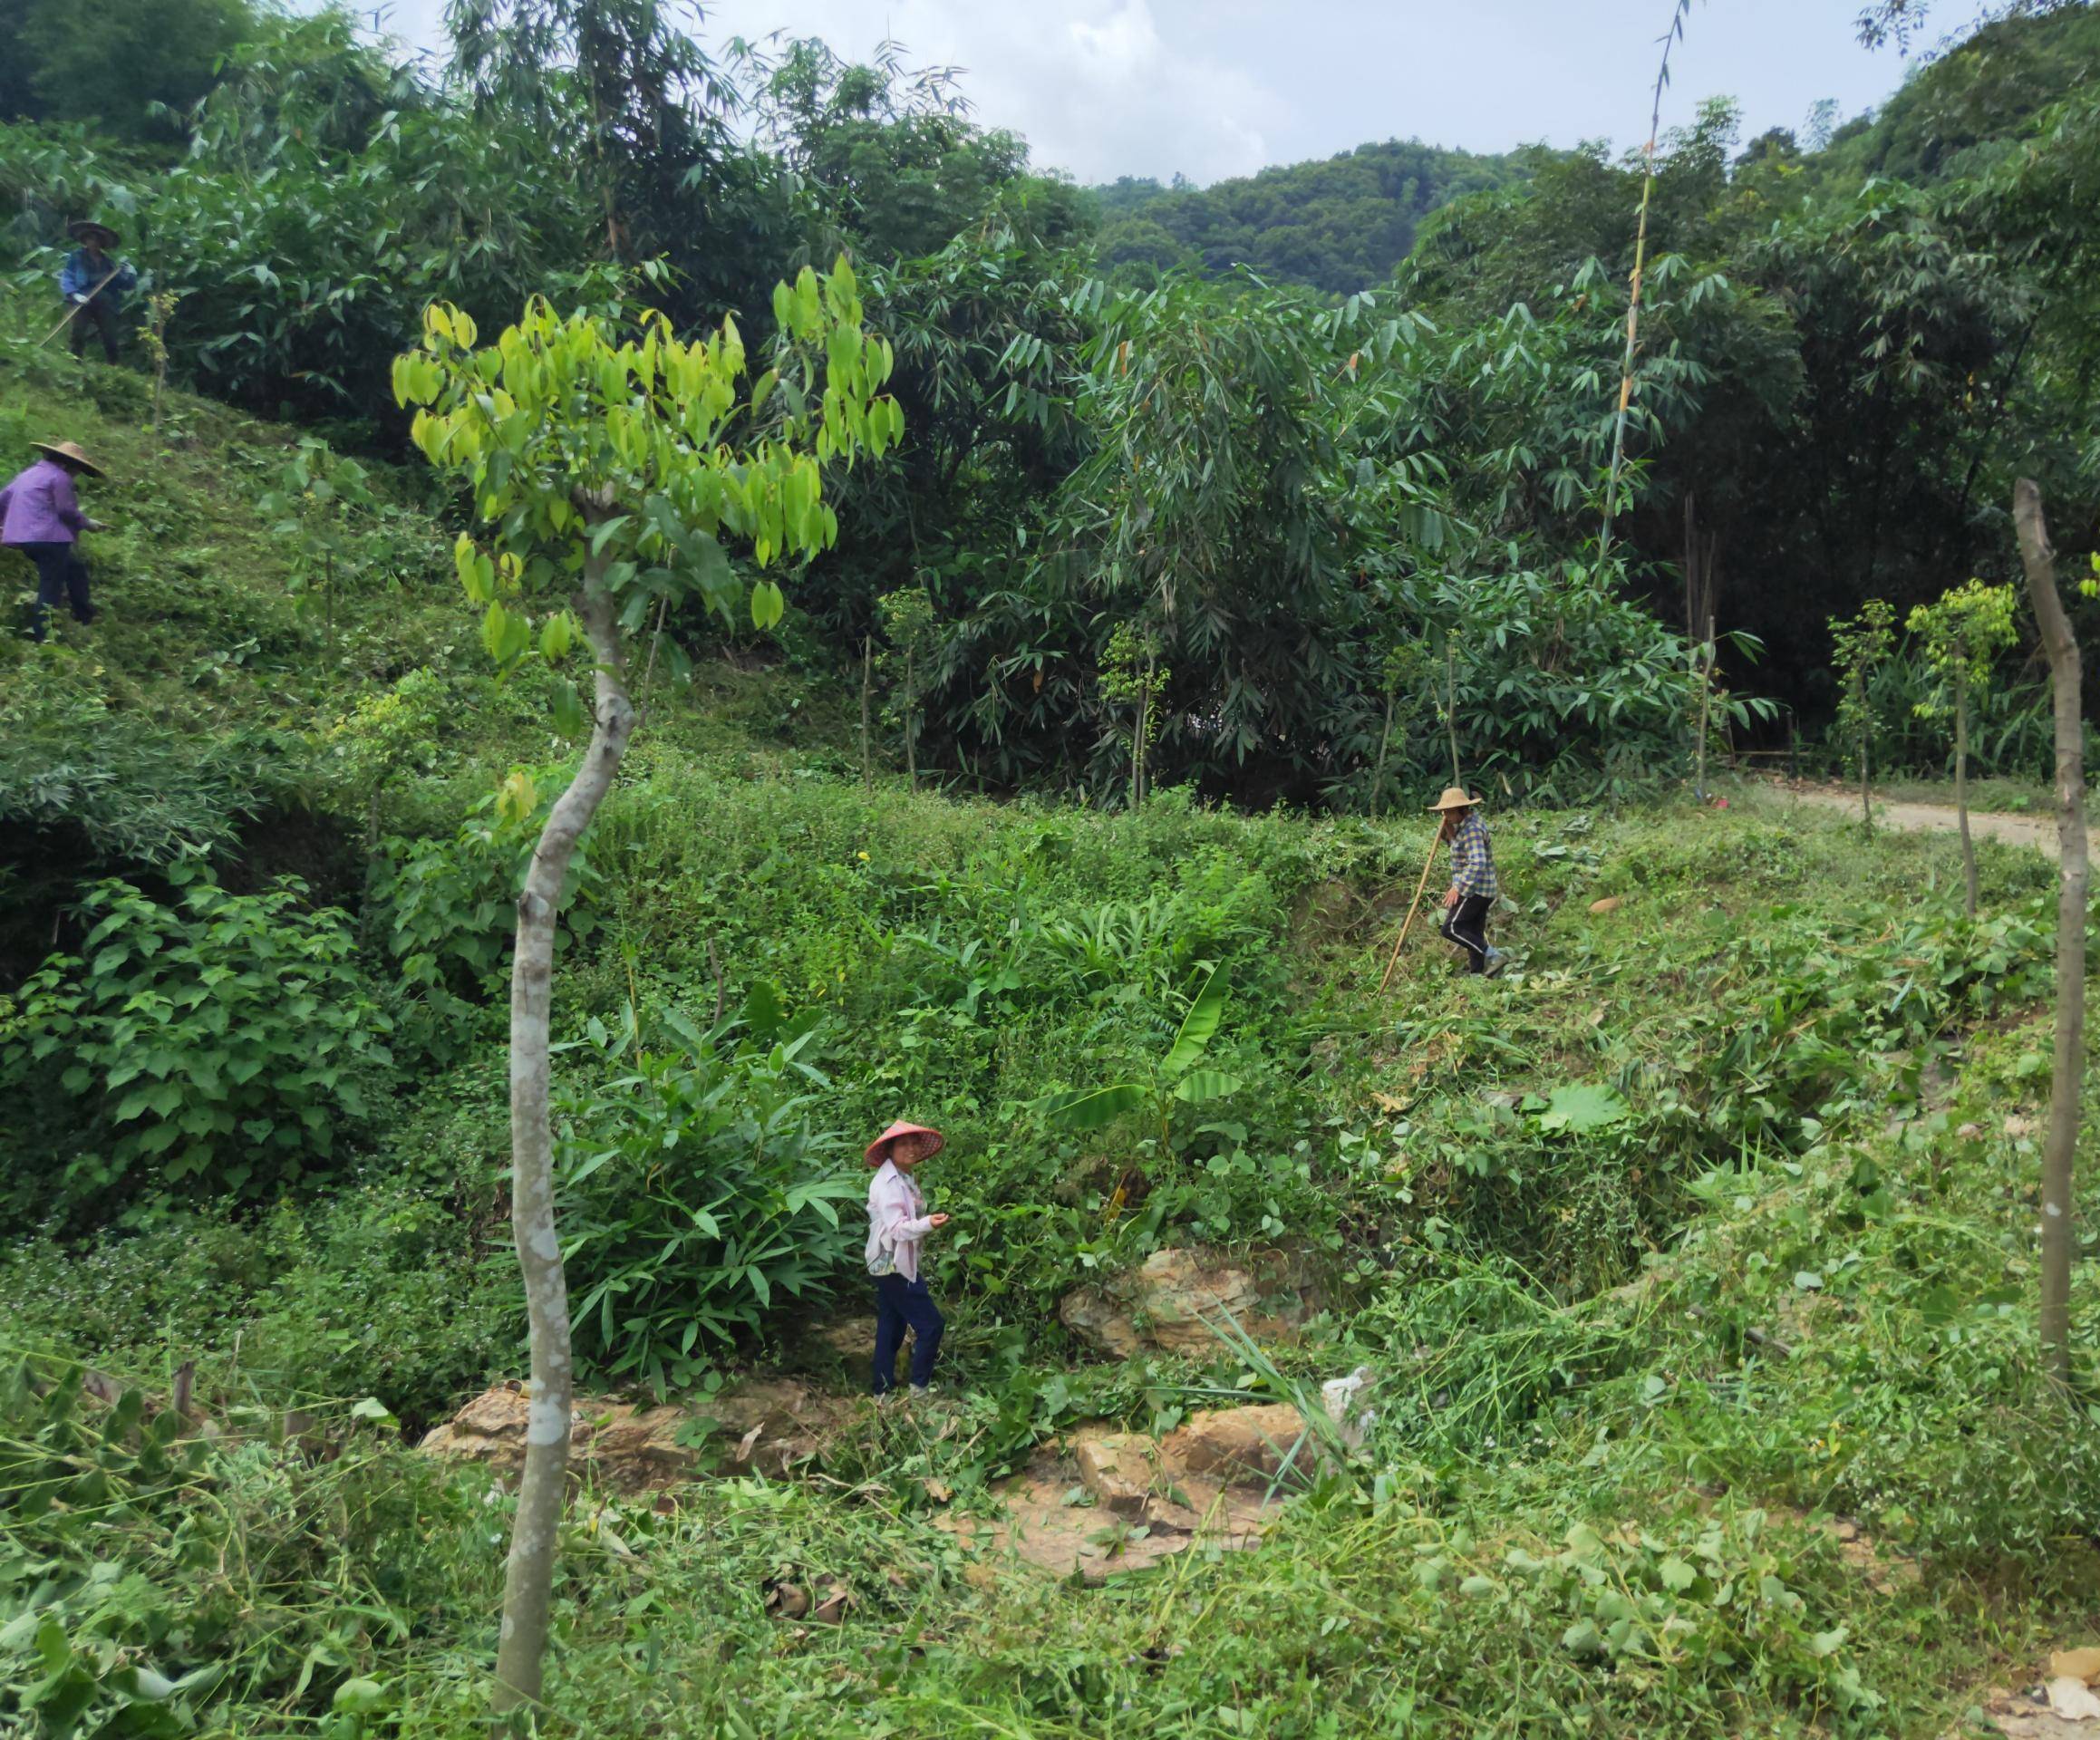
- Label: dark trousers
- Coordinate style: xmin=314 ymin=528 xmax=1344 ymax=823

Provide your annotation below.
xmin=1440 ymin=893 xmax=1493 ymax=972
xmin=70 ymin=297 xmax=121 ymax=362
xmin=872 ymin=1273 xmax=944 ymax=1394
xmin=16 ymin=543 xmax=93 ymax=642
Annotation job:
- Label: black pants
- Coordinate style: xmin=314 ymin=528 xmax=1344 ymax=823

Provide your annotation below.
xmin=69 ymin=297 xmax=121 ymax=362
xmin=16 ymin=542 xmax=93 ymax=642
xmin=872 ymin=1273 xmax=944 ymax=1394
xmin=1440 ymin=893 xmax=1493 ymax=972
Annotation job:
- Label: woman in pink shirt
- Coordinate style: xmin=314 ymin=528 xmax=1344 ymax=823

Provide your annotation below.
xmin=863 ymin=1120 xmax=953 ymax=1397
xmin=0 ymin=440 xmax=109 ymax=643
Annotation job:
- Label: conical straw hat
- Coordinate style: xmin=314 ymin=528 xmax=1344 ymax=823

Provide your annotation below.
xmin=1427 ymin=786 xmax=1479 ymax=812
xmin=30 ymin=440 xmax=106 ymax=478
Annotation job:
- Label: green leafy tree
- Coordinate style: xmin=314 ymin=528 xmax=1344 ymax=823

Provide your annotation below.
xmin=1830 ymin=599 xmax=1897 ymax=828
xmin=1 ymin=0 xmax=256 ymax=144
xmin=256 ymin=436 xmax=384 ymax=647
xmin=391 ymin=263 xmax=899 ymax=1712
xmin=1906 ymin=578 xmax=2018 ymax=914
xmin=1099 ymin=616 xmax=1168 ymax=808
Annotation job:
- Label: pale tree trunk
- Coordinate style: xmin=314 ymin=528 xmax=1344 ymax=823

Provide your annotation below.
xmin=1857 ymin=666 xmax=1872 ymax=831
xmin=1369 ymin=687 xmax=1397 ymax=821
xmin=1695 ymin=615 xmax=1715 ymax=799
xmin=904 ymin=648 xmax=917 ymax=791
xmin=859 ymin=633 xmax=873 ymax=790
xmin=1445 ymin=640 xmax=1461 ymax=786
xmin=1955 ymin=664 xmax=1978 ymax=921
xmin=2013 ymin=478 xmax=2084 ymax=1387
xmin=492 ymin=542 xmax=637 ymax=1713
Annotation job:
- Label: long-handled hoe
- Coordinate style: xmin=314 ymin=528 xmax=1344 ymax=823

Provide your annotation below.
xmin=1376 ymin=829 xmax=1443 ymax=993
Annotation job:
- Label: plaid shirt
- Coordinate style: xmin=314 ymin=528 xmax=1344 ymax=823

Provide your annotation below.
xmin=1448 ymin=811 xmax=1498 ymax=901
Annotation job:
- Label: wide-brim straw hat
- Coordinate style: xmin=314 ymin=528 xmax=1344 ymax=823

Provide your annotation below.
xmin=1427 ymin=786 xmax=1480 ymax=812
xmin=67 ymin=219 xmax=119 ymax=247
xmin=865 ymin=1120 xmax=944 ymax=1166
xmin=31 ymin=440 xmax=105 ymax=478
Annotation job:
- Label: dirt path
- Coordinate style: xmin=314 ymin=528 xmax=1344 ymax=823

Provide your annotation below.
xmin=1761 ymin=780 xmax=2076 ymax=856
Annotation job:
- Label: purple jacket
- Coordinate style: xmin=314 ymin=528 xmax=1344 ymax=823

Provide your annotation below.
xmin=0 ymin=459 xmax=88 ymax=546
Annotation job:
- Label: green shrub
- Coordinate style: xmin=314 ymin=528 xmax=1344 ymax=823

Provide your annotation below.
xmin=369 ymin=779 xmax=605 ymax=1058
xmin=555 ymin=1015 xmax=866 ymax=1395
xmin=0 ymin=867 xmax=393 ymax=1213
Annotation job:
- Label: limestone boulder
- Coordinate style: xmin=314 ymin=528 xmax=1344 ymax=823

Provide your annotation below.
xmin=1058 ymin=1247 xmax=1312 ymax=1358
xmin=419 ymin=1378 xmax=847 ymax=1491
xmin=1069 ymin=1426 xmax=1158 ymax=1516
xmin=1158 ymin=1403 xmax=1325 ymax=1484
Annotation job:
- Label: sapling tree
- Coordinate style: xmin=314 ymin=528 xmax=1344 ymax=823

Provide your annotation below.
xmin=1369 ymin=637 xmax=1432 ymax=820
xmin=256 ymin=436 xmax=383 ymax=648
xmin=876 ymin=584 xmax=936 ymax=789
xmin=1906 ymin=579 xmax=2018 ymax=917
xmin=1828 ymin=598 xmax=1895 ymax=829
xmin=1100 ymin=616 xmax=1167 ymax=808
xmin=392 ymin=263 xmax=899 ymax=1713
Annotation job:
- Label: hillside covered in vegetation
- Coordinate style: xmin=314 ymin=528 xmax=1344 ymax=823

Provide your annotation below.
xmin=1 ymin=340 xmax=2096 ymax=1735
xmin=1088 ymin=139 xmax=1524 ymax=293
xmin=2 ymin=2 xmax=2099 ymax=1735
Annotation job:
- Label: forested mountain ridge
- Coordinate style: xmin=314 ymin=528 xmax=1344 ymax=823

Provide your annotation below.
xmin=1088 ymin=137 xmax=1525 ymax=293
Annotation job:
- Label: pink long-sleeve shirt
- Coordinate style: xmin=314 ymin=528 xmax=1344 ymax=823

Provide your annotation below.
xmin=865 ymin=1159 xmax=937 ymax=1281
xmin=0 ymin=459 xmax=88 ymax=546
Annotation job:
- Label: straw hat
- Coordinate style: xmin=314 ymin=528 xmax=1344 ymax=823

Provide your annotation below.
xmin=865 ymin=1120 xmax=944 ymax=1166
xmin=1427 ymin=786 xmax=1480 ymax=812
xmin=30 ymin=440 xmax=105 ymax=478
xmin=67 ymin=219 xmax=120 ymax=247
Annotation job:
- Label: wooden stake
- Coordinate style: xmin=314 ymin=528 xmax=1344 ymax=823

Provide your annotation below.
xmin=1377 ymin=829 xmax=1445 ymax=993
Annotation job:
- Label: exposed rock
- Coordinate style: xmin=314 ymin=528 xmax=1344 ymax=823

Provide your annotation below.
xmin=1058 ymin=1247 xmax=1313 ymax=1358
xmin=936 ymin=1446 xmax=1275 ymax=1585
xmin=1159 ymin=1403 xmax=1325 ymax=1484
xmin=1588 ymin=896 xmax=1623 ymax=915
xmin=1070 ymin=1427 xmax=1157 ymax=1516
xmin=419 ymin=1378 xmax=847 ymax=1491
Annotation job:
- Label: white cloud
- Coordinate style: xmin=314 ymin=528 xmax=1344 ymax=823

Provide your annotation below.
xmin=358 ymin=0 xmax=1908 ymax=189
xmin=701 ymin=0 xmax=1285 ymax=184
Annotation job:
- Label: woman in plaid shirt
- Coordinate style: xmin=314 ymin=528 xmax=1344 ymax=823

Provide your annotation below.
xmin=1429 ymin=787 xmax=1503 ymax=975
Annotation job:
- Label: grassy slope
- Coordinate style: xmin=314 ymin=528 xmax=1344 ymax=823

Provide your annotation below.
xmin=2 ymin=334 xmax=2098 ymax=1737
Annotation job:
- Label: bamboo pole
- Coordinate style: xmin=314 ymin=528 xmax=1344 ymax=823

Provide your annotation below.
xmin=1377 ymin=830 xmax=1445 ymax=994
xmin=1599 ymin=1 xmax=1695 ymax=559
xmin=38 ymin=266 xmax=123 ymax=348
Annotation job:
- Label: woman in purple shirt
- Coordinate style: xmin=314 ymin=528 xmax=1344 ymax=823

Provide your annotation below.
xmin=0 ymin=440 xmax=109 ymax=642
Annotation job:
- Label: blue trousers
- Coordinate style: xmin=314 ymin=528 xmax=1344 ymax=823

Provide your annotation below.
xmin=872 ymin=1273 xmax=944 ymax=1394
xmin=15 ymin=542 xmax=93 ymax=643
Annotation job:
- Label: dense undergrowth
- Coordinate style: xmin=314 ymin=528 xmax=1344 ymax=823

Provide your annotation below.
xmin=3 ymin=325 xmax=2100 ymax=1738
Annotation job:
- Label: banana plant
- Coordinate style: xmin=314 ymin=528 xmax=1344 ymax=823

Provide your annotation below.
xmin=1037 ymin=970 xmax=1243 ymax=1146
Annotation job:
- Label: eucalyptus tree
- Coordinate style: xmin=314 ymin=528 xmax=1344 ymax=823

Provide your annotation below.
xmin=392 ymin=264 xmax=900 ymax=1710
xmin=2012 ymin=480 xmax=2085 ymax=1388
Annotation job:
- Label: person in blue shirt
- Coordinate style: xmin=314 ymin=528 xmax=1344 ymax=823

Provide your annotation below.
xmin=59 ymin=221 xmax=138 ymax=364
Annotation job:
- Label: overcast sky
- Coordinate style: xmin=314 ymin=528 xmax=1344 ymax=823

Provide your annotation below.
xmin=355 ymin=0 xmax=1917 ymax=187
